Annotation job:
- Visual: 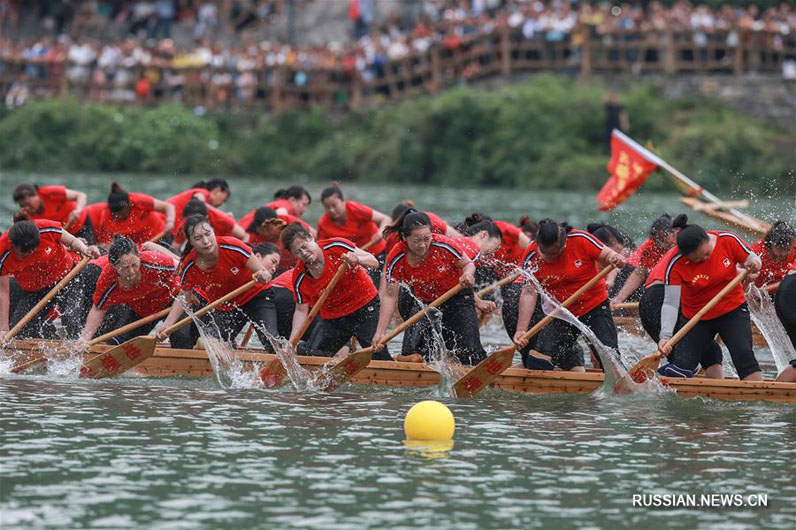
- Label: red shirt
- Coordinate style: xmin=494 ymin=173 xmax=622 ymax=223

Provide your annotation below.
xmin=178 ymin=236 xmax=264 ymax=311
xmin=384 ymin=211 xmax=449 ymax=254
xmin=268 ymin=199 xmax=295 ymax=215
xmin=248 ymin=214 xmax=312 ymax=270
xmin=385 ymin=233 xmax=467 ymax=302
xmin=83 ymin=202 xmax=106 ymax=240
xmin=317 ymin=201 xmax=386 ymax=254
xmin=520 ymin=230 xmax=607 ymax=317
xmin=173 ymin=208 xmax=237 ymax=245
xmin=492 ymin=220 xmax=525 ymax=273
xmin=627 ymin=238 xmax=670 ymax=270
xmin=24 ymin=185 xmax=86 ymax=233
xmin=664 ymin=231 xmax=752 ymax=320
xmin=96 ymin=193 xmax=165 ymax=244
xmin=272 ymin=269 xmax=295 ymax=292
xmin=93 ymin=251 xmax=178 ymax=316
xmin=239 ymin=200 xmax=298 ymax=229
xmin=751 ymin=239 xmax=795 ymax=288
xmin=645 ymin=246 xmax=679 ymax=287
xmin=291 ymin=238 xmax=377 ymax=319
xmin=167 ymin=188 xmax=211 ymax=228
xmin=0 ymin=220 xmax=77 ymax=291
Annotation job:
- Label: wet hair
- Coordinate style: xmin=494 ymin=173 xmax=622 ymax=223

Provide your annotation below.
xmin=764 ymin=221 xmax=795 ymax=251
xmin=383 ymin=209 xmax=432 ymax=241
xmin=108 ymin=234 xmax=138 ymax=266
xmin=12 ymin=183 xmax=38 ymax=204
xmin=519 ymin=216 xmax=538 ymax=240
xmin=107 ymin=182 xmax=130 ymax=214
xmin=9 ymin=217 xmax=40 ymax=254
xmin=672 ymin=214 xmax=709 ymax=255
xmin=587 ymin=222 xmax=625 ymax=249
xmin=252 ymin=242 xmax=280 ymax=257
xmin=280 ymin=222 xmax=312 ymax=250
xmin=193 ymin=178 xmax=230 ymax=196
xmin=274 ymin=185 xmax=311 ymax=204
xmin=246 ymin=206 xmax=282 ymax=233
xmin=320 ymin=184 xmax=344 ymax=202
xmin=181 ymin=214 xmax=214 ymax=262
xmin=391 ymin=200 xmax=415 ymax=220
xmin=536 ymin=219 xmax=572 ymax=250
xmin=456 ymin=212 xmax=493 ymax=233
xmin=182 ymin=198 xmax=208 ymax=218
xmin=462 ymin=220 xmax=503 ymax=241
xmin=649 ymin=213 xmax=674 ymax=238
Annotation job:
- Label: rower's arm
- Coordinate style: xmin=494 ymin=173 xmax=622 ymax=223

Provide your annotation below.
xmin=230 ymin=222 xmax=249 ymax=242
xmin=597 ymin=246 xmax=626 ymax=269
xmin=517 ymin=230 xmax=531 ymax=250
xmin=60 ymin=230 xmax=100 ymax=258
xmin=80 ymin=305 xmax=108 ymax=342
xmin=659 ymin=285 xmax=681 ymax=342
xmin=65 ymin=188 xmax=87 ymax=215
xmin=289 ymin=303 xmax=310 ymax=344
xmin=742 ymin=252 xmax=762 ymax=273
xmin=612 ymin=266 xmax=646 ymax=305
xmin=140 ymin=241 xmax=180 ymax=264
xmin=444 ymin=224 xmax=462 ymax=239
xmin=345 ymin=247 xmax=378 ymax=269
xmin=457 ymin=257 xmax=476 ymax=287
xmin=0 ymin=276 xmax=9 ymax=338
xmin=153 ymin=198 xmax=176 ymax=233
xmin=370 ymin=209 xmax=391 ymax=241
xmin=515 ymin=283 xmax=538 ymax=337
xmin=374 ymin=280 xmax=399 ymax=339
xmin=157 ymin=292 xmax=190 ymax=338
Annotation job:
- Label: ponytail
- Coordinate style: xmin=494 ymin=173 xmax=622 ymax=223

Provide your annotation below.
xmin=536 ymin=218 xmax=571 ymax=250
xmin=519 ymin=215 xmax=538 ymax=240
xmin=383 ymin=209 xmax=432 ymax=241
xmin=108 ymin=182 xmax=130 ymax=214
xmin=391 ymin=200 xmax=416 ymax=221
xmin=672 ymin=214 xmax=709 ymax=255
xmin=463 ymin=220 xmax=502 ymax=241
xmin=274 ymin=185 xmax=311 ymax=204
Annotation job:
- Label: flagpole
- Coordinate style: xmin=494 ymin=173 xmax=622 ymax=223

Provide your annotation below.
xmin=610 ymin=129 xmax=762 ymax=228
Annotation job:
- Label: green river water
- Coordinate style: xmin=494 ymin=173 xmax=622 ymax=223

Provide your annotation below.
xmin=1 ymin=172 xmax=794 ymax=529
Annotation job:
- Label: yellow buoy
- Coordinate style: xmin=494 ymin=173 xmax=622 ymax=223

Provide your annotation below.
xmin=404 ymin=400 xmax=455 ymax=441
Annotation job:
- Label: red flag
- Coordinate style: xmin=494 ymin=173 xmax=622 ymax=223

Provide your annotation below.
xmin=596 ymin=134 xmax=658 ymax=211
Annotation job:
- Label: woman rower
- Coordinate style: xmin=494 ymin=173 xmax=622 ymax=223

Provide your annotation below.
xmin=317 ymin=184 xmax=391 ymax=283
xmin=253 ymin=243 xmax=299 ymax=341
xmin=271 ymin=185 xmax=312 ymax=217
xmin=751 ymin=221 xmax=795 ymax=289
xmin=0 ymin=214 xmax=101 ymax=341
xmin=611 ymin=214 xmax=676 ymax=307
xmin=245 ymin=206 xmax=314 ymax=272
xmin=157 ymin=215 xmax=276 ymax=349
xmin=12 ymin=183 xmax=92 ymax=242
xmin=458 ymin=220 xmax=503 ymax=319
xmin=586 ymin=222 xmax=635 ymax=298
xmin=373 ymin=210 xmax=487 ymax=365
xmin=279 ymin=222 xmax=390 ymax=359
xmin=658 ymin=215 xmax=762 ymax=380
xmin=76 ymin=235 xmax=183 ymax=347
xmin=384 ymin=201 xmax=461 ymax=255
xmin=461 ymin=213 xmax=531 ymax=278
xmin=171 ymin=199 xmax=247 ymax=247
xmin=95 ymin=183 xmax=176 ymax=246
xmin=513 ymin=219 xmax=626 ymax=372
xmin=774 ymin=261 xmax=796 ymax=382
xmin=164 ymin=179 xmax=231 ymax=242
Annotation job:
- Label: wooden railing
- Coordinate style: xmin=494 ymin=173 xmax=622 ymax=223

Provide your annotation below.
xmin=1 ymin=27 xmax=793 ymax=111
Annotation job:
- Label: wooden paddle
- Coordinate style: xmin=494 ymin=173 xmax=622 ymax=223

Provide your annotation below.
xmin=321 ymin=282 xmax=467 ymax=392
xmin=10 ymin=307 xmax=172 ymax=374
xmin=625 ymin=269 xmax=750 ymax=384
xmin=612 ymin=302 xmax=640 ymax=311
xmin=2 ymin=257 xmax=90 ymax=345
xmin=259 ymin=262 xmax=350 ymax=387
xmin=80 ymin=280 xmax=258 ymax=379
xmin=454 ymin=265 xmax=616 ymax=398
xmin=476 ymin=271 xmax=520 ymax=298
xmin=764 ymin=281 xmax=780 ymax=293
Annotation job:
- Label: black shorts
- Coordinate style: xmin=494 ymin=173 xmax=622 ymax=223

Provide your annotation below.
xmin=367 ymin=252 xmax=386 ymax=287
xmin=399 ymin=289 xmax=487 ymax=365
xmin=671 ymin=303 xmax=760 ymax=379
xmin=609 ymin=264 xmax=643 ymax=301
xmin=639 ymin=283 xmax=664 ymax=343
xmin=535 ymin=300 xmax=618 ymax=371
xmin=774 ymin=274 xmax=796 ymax=351
xmin=271 ymin=285 xmax=298 ymax=339
xmin=306 ymin=296 xmax=390 ymax=360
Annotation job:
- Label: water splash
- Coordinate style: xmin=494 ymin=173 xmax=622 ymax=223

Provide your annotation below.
xmin=746 ymin=284 xmax=794 ymax=373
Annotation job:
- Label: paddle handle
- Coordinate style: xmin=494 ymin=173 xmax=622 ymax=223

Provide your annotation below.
xmin=291 ymin=262 xmax=349 ymax=347
xmin=515 ymin=265 xmax=616 ymax=348
xmin=613 ymin=302 xmax=639 ymax=311
xmin=240 ymin=324 xmax=255 ymax=347
xmin=161 ymin=280 xmax=258 ymax=337
xmin=476 ymin=272 xmax=520 ymax=298
xmin=4 ymin=257 xmax=90 ymax=342
xmin=764 ymin=281 xmax=780 ymax=293
xmin=660 ymin=269 xmax=750 ymax=355
xmin=89 ymin=307 xmax=171 ymax=346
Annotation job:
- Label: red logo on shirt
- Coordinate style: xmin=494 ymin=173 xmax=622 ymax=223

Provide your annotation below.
xmin=230 ymin=267 xmax=239 ymax=275
xmin=723 ymin=258 xmax=731 ymax=268
xmin=45 ymin=246 xmax=52 ymax=255
xmin=691 ymin=273 xmax=710 ymax=285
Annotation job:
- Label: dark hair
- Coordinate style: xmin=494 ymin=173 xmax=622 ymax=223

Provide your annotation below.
xmin=391 ymin=200 xmax=415 ymax=220
xmin=463 ymin=212 xmax=492 ymax=227
xmin=383 ymin=209 xmax=432 ymax=241
xmin=9 ymin=219 xmax=40 ymax=254
xmin=12 ymin=183 xmax=38 ymax=204
xmin=246 ymin=206 xmax=278 ymax=233
xmin=463 ymin=220 xmax=502 ymax=241
xmin=181 ymin=215 xmax=214 ymax=262
xmin=252 ymin=242 xmax=280 ymax=256
xmin=587 ymin=222 xmax=625 ymax=249
xmin=107 ymin=182 xmax=130 ymax=214
xmin=537 ymin=219 xmax=572 ymax=250
xmin=274 ymin=185 xmax=311 ymax=204
xmin=320 ymin=184 xmax=343 ymax=202
xmin=519 ymin=216 xmax=538 ymax=240
xmin=108 ymin=234 xmax=138 ymax=265
xmin=193 ymin=178 xmax=230 ymax=196
xmin=182 ymin=198 xmax=208 ymax=218
xmin=672 ymin=214 xmax=709 ymax=255
xmin=281 ymin=222 xmax=312 ymax=250
xmin=764 ymin=221 xmax=795 ymax=251
xmin=649 ymin=213 xmax=674 ymax=238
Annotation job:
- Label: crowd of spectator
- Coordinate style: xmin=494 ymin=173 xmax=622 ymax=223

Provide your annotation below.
xmin=2 ymin=1 xmax=795 ymax=108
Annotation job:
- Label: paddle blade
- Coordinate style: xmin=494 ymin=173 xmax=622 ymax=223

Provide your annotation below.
xmin=80 ymin=337 xmax=156 ymax=379
xmin=453 ymin=346 xmax=515 ymax=398
xmin=259 ymin=359 xmax=288 ymax=389
xmin=627 ymin=352 xmax=662 ymax=384
xmin=9 ymin=346 xmax=68 ymax=374
xmin=321 ymin=349 xmax=373 ymax=392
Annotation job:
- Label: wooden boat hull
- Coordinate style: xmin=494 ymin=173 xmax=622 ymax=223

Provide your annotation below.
xmin=4 ymin=341 xmax=794 ymax=404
